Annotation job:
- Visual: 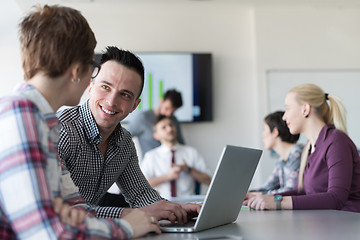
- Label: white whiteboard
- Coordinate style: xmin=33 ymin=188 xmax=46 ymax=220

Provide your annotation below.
xmin=267 ymin=70 xmax=360 ymax=149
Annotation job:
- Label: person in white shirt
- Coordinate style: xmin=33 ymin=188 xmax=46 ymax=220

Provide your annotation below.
xmin=141 ymin=115 xmax=211 ymax=199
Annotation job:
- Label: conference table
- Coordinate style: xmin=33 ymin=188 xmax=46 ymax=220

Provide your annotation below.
xmin=139 ymin=208 xmax=360 ymax=240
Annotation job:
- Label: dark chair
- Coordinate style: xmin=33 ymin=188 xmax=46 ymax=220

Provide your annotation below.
xmin=98 ymin=192 xmax=130 ymax=207
xmin=195 ymin=180 xmax=201 ymax=195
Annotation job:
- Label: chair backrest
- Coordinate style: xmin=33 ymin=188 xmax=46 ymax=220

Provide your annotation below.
xmin=195 ymin=180 xmax=201 ymax=195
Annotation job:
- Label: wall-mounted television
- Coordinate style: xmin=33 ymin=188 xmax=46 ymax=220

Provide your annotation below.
xmin=95 ymin=52 xmax=212 ymax=123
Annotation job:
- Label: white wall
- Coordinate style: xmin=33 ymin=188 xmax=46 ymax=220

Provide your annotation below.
xmin=3 ymin=1 xmax=360 ymax=189
xmin=255 ymin=6 xmax=360 ymax=181
xmin=0 ymin=1 xmax=23 ymax=96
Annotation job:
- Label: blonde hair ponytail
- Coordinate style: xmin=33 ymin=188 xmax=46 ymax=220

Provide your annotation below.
xmin=327 ymin=94 xmax=347 ymax=134
xmin=290 ymin=84 xmax=348 ymax=190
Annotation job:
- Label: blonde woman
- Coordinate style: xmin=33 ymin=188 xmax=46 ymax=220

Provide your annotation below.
xmin=245 ymin=83 xmax=360 ymax=212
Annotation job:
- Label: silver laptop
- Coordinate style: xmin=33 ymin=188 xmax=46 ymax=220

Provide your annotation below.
xmin=159 ymin=145 xmax=262 ymax=233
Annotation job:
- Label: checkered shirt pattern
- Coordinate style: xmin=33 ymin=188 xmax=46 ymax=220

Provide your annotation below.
xmin=57 ymin=101 xmax=164 ymax=218
xmin=0 ymin=84 xmax=132 ymax=239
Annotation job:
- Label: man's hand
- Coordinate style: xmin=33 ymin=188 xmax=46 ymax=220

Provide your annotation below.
xmin=178 ymin=159 xmax=189 ymax=172
xmin=166 ymin=165 xmax=181 ymax=181
xmin=180 ymin=203 xmax=202 ymax=220
xmin=141 ymin=200 xmax=188 ymax=223
xmin=121 ymin=200 xmax=202 ymax=224
xmin=123 ymin=209 xmax=161 ymax=238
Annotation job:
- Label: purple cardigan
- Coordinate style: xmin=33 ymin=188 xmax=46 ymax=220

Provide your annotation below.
xmin=282 ymin=125 xmax=360 ymax=212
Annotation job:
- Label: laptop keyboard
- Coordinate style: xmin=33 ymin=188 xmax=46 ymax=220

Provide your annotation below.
xmin=159 ymin=219 xmax=197 ymax=228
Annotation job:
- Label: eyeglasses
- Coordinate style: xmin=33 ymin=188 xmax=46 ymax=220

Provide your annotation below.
xmin=91 ymin=60 xmax=101 ymax=79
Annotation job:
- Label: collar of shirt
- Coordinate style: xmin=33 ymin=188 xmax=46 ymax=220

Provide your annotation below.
xmin=16 ymin=83 xmax=59 ymax=129
xmin=79 ymin=100 xmax=124 ymax=146
xmin=314 ymin=124 xmax=335 ymax=150
xmin=159 ymin=143 xmax=181 ymax=152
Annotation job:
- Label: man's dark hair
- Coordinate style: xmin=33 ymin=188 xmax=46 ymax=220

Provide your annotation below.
xmin=100 ymin=46 xmax=144 ymax=98
xmin=265 ymin=111 xmax=300 ymax=144
xmin=163 ymin=89 xmax=183 ymax=109
xmin=153 ymin=114 xmax=173 ymax=130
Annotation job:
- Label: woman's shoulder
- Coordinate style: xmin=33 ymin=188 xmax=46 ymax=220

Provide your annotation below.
xmin=324 ymin=127 xmax=358 ymax=153
xmin=0 ymin=95 xmax=37 ymax=108
xmin=0 ymin=96 xmax=40 ymax=120
xmin=57 ymin=105 xmax=81 ymax=123
xmin=326 ymin=126 xmax=352 ymax=143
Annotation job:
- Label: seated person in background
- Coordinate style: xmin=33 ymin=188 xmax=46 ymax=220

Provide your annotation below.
xmin=126 ymin=89 xmax=185 ymax=157
xmin=250 ymin=111 xmax=303 ymax=194
xmin=245 ymin=83 xmax=360 ymax=212
xmin=58 ymin=46 xmax=200 ymax=223
xmin=141 ymin=115 xmax=211 ymax=199
xmin=0 ymin=5 xmax=159 ymax=239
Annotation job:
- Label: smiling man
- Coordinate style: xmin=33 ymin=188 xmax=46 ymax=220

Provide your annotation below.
xmin=57 ymin=46 xmax=200 ymax=223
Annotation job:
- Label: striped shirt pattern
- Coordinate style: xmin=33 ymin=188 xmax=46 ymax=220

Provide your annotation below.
xmin=57 ymin=101 xmax=163 ymax=218
xmin=0 ymin=84 xmax=131 ymax=239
